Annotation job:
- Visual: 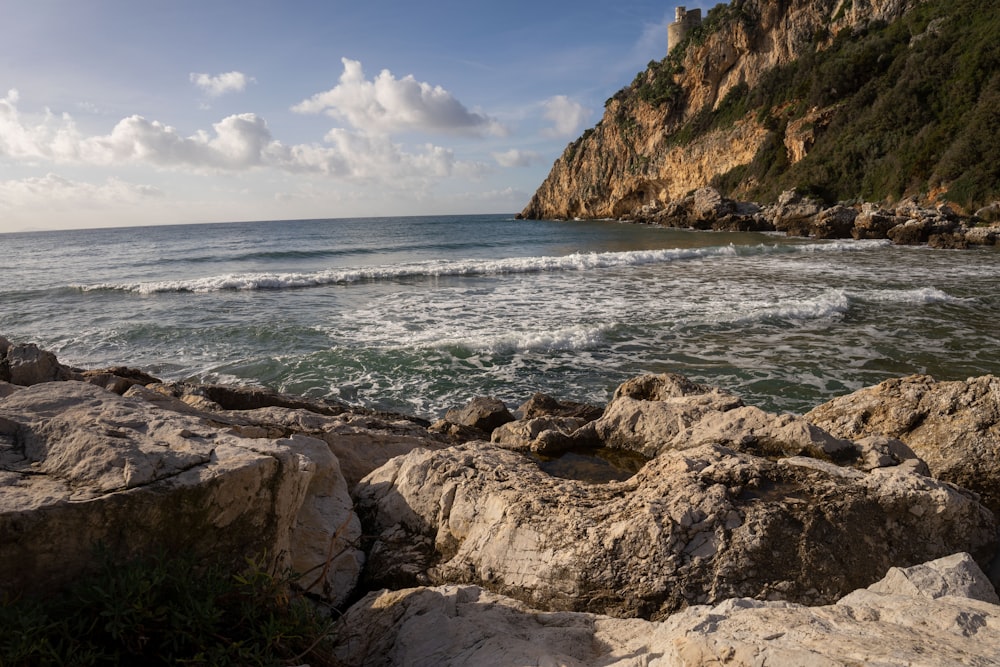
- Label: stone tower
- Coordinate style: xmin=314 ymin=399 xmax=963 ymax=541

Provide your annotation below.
xmin=667 ymin=6 xmax=702 ymax=54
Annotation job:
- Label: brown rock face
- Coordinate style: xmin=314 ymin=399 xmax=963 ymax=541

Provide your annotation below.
xmin=520 ymin=0 xmax=922 ymax=221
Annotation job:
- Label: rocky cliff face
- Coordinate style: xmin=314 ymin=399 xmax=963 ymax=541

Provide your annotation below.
xmin=521 ymin=0 xmax=925 ymax=219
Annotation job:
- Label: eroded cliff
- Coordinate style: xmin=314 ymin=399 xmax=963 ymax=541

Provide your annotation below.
xmin=522 ymin=0 xmax=999 ymax=219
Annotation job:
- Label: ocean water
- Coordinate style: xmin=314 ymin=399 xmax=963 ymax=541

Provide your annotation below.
xmin=2 ymin=214 xmax=999 ymax=419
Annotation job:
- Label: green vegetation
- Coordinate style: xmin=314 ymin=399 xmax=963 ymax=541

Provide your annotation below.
xmin=619 ymin=0 xmax=1000 ymax=208
xmin=0 ymin=550 xmax=339 ymax=667
xmin=630 ymin=2 xmax=757 ymax=108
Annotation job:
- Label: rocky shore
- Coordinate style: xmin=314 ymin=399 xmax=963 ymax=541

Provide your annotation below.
xmin=607 ymin=188 xmax=1000 ymax=249
xmin=3 ymin=336 xmax=1000 ymax=665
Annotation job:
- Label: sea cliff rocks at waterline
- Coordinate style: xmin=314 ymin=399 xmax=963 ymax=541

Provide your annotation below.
xmin=554 ymin=186 xmax=1000 ymax=248
xmin=4 ymin=337 xmax=1000 ymax=664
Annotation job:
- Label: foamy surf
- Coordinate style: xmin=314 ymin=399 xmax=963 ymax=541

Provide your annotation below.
xmin=73 ymin=239 xmax=887 ymax=294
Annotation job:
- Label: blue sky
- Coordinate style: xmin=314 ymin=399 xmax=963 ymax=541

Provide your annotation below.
xmin=1 ymin=0 xmax=715 ymax=231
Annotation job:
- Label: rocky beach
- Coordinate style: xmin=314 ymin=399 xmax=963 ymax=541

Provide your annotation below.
xmin=3 ymin=336 xmax=1000 ymax=665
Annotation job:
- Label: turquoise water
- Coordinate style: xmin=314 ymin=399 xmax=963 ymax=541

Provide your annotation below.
xmin=2 ymin=214 xmax=999 ymax=418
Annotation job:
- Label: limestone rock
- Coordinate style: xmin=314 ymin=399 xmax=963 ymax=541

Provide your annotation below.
xmin=520 ymin=0 xmax=920 ymax=222
xmin=332 ymin=553 xmax=1000 ymax=667
xmin=806 ymin=374 xmax=1000 ymax=515
xmin=0 ymin=381 xmax=363 ymax=605
xmin=0 ymin=342 xmax=69 ymax=386
xmin=131 ymin=382 xmax=448 ymax=489
xmin=810 ymin=204 xmax=858 ymax=239
xmin=491 ymin=416 xmax=588 ymax=455
xmin=765 ymin=189 xmax=826 ymax=236
xmin=356 ymin=438 xmax=995 ymax=618
xmin=517 ymin=392 xmax=603 ymax=422
xmin=868 ymin=552 xmax=999 ymax=604
xmin=443 ymin=396 xmax=514 ymax=434
xmin=575 ymin=373 xmax=744 ymax=457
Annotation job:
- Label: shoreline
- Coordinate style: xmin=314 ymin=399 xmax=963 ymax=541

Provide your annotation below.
xmin=3 ymin=337 xmax=1000 ymax=664
xmin=521 ymin=187 xmax=1000 ymax=250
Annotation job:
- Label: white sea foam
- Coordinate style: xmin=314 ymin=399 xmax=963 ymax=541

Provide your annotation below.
xmin=433 ymin=324 xmax=613 ymax=355
xmin=853 ymin=286 xmax=958 ymax=304
xmin=726 ymin=290 xmax=852 ymax=324
xmin=74 ymin=239 xmax=887 ymax=294
xmin=75 ymin=247 xmax=735 ymax=293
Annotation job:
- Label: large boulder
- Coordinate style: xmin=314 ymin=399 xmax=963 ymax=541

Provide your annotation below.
xmin=332 ymin=553 xmax=1000 ymax=667
xmin=0 ymin=342 xmax=69 ymax=386
xmin=356 ymin=435 xmax=995 ymax=618
xmin=0 ymin=381 xmax=363 ymax=605
xmin=574 ymin=373 xmax=744 ymax=457
xmin=444 ymin=396 xmax=515 ymax=433
xmin=806 ymin=374 xmax=1000 ymax=516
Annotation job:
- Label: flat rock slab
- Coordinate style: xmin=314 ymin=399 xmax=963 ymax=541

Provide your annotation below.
xmin=333 ymin=553 xmax=1000 ymax=667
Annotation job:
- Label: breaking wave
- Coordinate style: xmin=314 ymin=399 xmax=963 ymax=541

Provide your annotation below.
xmin=75 ymin=239 xmax=887 ymax=294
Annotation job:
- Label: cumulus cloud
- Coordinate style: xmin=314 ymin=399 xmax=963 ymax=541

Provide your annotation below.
xmin=493 ymin=148 xmax=541 ymax=168
xmin=293 ymin=58 xmax=506 ymax=136
xmin=0 ymin=90 xmax=488 ymax=189
xmin=189 ymin=71 xmax=254 ymax=97
xmin=541 ymin=95 xmax=589 ymax=137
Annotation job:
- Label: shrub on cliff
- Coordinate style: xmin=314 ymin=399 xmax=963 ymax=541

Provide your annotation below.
xmin=622 ymin=0 xmax=1000 ymax=209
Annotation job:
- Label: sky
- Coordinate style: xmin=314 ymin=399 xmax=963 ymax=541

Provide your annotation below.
xmin=0 ymin=0 xmax=715 ymax=232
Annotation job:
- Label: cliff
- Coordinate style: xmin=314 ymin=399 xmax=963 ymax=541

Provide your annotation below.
xmin=521 ymin=0 xmax=1000 ymax=219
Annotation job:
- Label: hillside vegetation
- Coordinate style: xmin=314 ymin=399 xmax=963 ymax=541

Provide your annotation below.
xmin=522 ymin=0 xmax=1000 ymax=218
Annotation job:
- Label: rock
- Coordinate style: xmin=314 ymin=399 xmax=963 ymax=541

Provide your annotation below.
xmin=356 ymin=437 xmax=995 ymax=619
xmin=664 ymin=404 xmax=925 ymax=470
xmin=71 ymin=366 xmax=162 ymax=395
xmin=0 ymin=382 xmax=22 ymax=399
xmin=331 ymin=553 xmax=1000 ymax=667
xmin=1 ymin=342 xmax=69 ymax=386
xmin=130 ymin=380 xmax=447 ymax=489
xmin=810 ymin=204 xmax=858 ymax=239
xmin=575 ymin=373 xmax=744 ymax=457
xmin=974 ymin=202 xmax=1000 ymax=223
xmin=805 ymin=374 xmax=1000 ymax=516
xmin=868 ymin=552 xmax=999 ymax=604
xmin=517 ymin=392 xmax=603 ymax=422
xmin=443 ymin=396 xmax=514 ymax=434
xmin=765 ymin=190 xmax=825 ymax=236
xmin=887 ymin=218 xmax=931 ymax=245
xmin=148 ymin=380 xmax=352 ymax=416
xmin=232 ymin=406 xmax=450 ymax=490
xmin=491 ymin=416 xmax=588 ymax=455
xmin=0 ymin=381 xmax=363 ymax=605
xmin=928 ymin=231 xmax=969 ymax=249
xmin=427 ymin=419 xmax=487 ymax=445
xmin=965 ymin=224 xmax=1000 ymax=246
xmin=852 ymin=203 xmax=898 ymax=239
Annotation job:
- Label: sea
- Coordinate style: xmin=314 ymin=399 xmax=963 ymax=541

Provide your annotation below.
xmin=3 ymin=214 xmax=999 ymax=420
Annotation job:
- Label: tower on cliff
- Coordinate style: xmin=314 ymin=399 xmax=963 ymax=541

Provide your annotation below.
xmin=667 ymin=6 xmax=702 ymax=54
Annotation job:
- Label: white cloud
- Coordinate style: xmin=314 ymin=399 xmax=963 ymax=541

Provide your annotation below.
xmin=541 ymin=95 xmax=589 ymax=138
xmin=293 ymin=58 xmax=506 ymax=136
xmin=189 ymin=71 xmax=254 ymax=97
xmin=0 ymin=173 xmax=163 ymax=210
xmin=0 ymin=91 xmax=489 ymax=190
xmin=493 ymin=148 xmax=541 ymax=168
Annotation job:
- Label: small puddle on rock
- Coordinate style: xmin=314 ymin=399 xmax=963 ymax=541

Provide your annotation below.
xmin=530 ymin=447 xmax=648 ymax=484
